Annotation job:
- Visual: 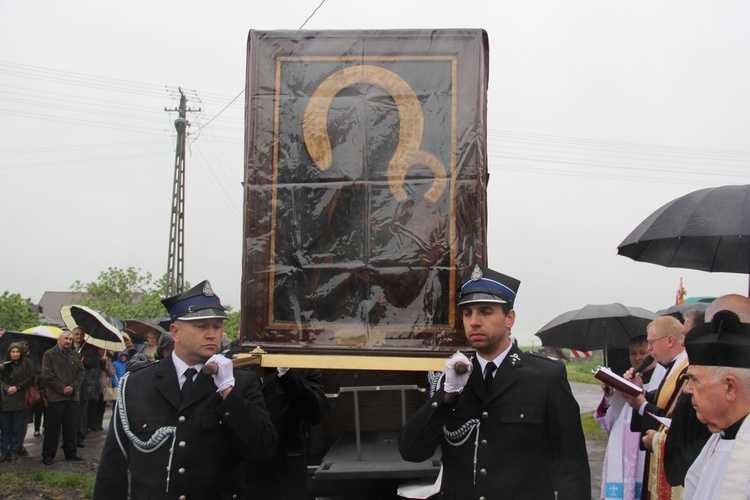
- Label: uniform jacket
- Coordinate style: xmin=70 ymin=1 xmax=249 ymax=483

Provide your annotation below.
xmin=93 ymin=355 xmax=277 ymax=500
xmin=41 ymin=346 xmax=84 ymax=403
xmin=244 ymin=368 xmax=330 ymax=500
xmin=399 ymin=345 xmax=591 ymax=500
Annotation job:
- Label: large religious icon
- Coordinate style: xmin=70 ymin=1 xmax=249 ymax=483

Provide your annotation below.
xmin=241 ymin=30 xmax=489 ymax=352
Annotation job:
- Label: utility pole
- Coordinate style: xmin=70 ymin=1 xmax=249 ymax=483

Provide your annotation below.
xmin=165 ymin=88 xmax=200 ymax=296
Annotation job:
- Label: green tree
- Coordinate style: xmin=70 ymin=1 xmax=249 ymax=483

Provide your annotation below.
xmin=70 ymin=267 xmax=178 ymax=319
xmin=224 ymin=308 xmax=240 ymax=341
xmin=0 ymin=291 xmax=43 ymax=331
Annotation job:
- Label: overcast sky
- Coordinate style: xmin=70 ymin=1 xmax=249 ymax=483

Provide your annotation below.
xmin=2 ymin=0 xmax=749 ymax=346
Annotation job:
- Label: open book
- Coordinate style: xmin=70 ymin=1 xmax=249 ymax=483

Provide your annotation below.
xmin=593 ymin=366 xmax=643 ymax=397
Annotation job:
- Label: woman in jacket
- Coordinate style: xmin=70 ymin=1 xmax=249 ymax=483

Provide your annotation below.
xmin=0 ymin=342 xmax=33 ymax=462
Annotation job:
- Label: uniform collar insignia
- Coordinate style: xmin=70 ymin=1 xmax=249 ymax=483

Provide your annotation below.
xmin=509 ymin=353 xmax=521 ymax=366
xmin=470 ymin=264 xmax=483 ymax=281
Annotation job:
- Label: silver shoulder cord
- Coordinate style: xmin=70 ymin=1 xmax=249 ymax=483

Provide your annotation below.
xmin=433 ymin=369 xmax=482 ymax=485
xmin=114 ymin=371 xmax=178 ymax=492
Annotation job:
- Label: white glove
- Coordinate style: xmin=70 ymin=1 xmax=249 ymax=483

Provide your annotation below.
xmin=443 ymin=352 xmax=473 ymax=393
xmin=277 ymin=367 xmax=289 ymax=377
xmin=206 ymin=354 xmax=235 ymax=393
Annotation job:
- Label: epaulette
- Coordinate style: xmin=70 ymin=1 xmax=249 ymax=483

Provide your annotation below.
xmin=126 ymin=358 xmax=160 ymax=373
xmin=526 ymin=351 xmax=564 ymax=364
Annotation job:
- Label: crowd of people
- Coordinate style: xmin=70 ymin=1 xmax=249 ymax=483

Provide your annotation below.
xmin=0 ymin=280 xmax=329 ymax=500
xmin=2 ymin=271 xmax=750 ymax=499
xmin=594 ymin=294 xmax=750 ymax=499
xmin=0 ymin=324 xmax=163 ymax=464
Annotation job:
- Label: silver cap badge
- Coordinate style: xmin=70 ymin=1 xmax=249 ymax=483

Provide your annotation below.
xmin=470 ymin=264 xmax=483 ymax=281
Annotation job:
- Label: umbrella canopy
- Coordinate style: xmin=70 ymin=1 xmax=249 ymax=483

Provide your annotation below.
xmin=0 ymin=327 xmax=60 ymax=359
xmin=122 ymin=319 xmax=167 ymax=344
xmin=22 ymin=326 xmax=63 ymax=339
xmin=60 ymin=305 xmax=126 ymax=351
xmin=656 ymin=301 xmax=709 ymax=317
xmin=617 ymin=185 xmax=750 ymax=292
xmin=535 ymin=303 xmax=660 ymax=352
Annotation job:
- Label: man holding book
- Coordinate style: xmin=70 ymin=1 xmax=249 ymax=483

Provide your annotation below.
xmin=622 ymin=315 xmax=687 ymax=499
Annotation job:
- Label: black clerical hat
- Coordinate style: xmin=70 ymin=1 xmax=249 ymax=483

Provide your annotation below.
xmin=684 ymin=310 xmax=750 ymax=368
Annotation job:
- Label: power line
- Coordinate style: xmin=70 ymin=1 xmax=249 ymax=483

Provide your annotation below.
xmin=191 ymin=89 xmax=243 ymax=143
xmin=0 ymin=151 xmax=171 ymax=170
xmin=0 ymin=139 xmax=165 ymax=154
xmin=0 ymin=108 xmax=171 ymax=136
xmin=299 ymin=0 xmax=328 ymax=29
xmin=489 ymin=129 xmax=750 ymax=159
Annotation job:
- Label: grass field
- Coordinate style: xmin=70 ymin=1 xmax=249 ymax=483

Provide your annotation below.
xmin=0 ymin=470 xmax=93 ymax=499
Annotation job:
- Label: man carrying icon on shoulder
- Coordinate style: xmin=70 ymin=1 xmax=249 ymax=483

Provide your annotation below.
xmin=399 ymin=264 xmax=590 ymax=499
xmin=93 ymin=280 xmax=277 ymax=500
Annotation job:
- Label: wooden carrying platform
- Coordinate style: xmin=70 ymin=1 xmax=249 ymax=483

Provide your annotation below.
xmin=232 ymin=347 xmax=463 ymax=372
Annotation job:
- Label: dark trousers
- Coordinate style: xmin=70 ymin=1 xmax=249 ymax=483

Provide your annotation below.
xmin=34 ymin=408 xmax=44 ymax=432
xmin=77 ymin=398 xmax=88 ymax=443
xmin=91 ymin=396 xmax=106 ymax=430
xmin=43 ymin=400 xmax=78 ymax=459
xmin=0 ymin=409 xmax=27 ymax=455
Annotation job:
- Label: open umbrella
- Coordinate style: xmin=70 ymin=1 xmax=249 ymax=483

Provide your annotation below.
xmin=617 ymin=184 xmax=750 ymax=293
xmin=535 ymin=303 xmax=660 ymax=352
xmin=60 ymin=305 xmax=126 ymax=351
xmin=656 ymin=301 xmax=710 ymax=317
xmin=122 ymin=319 xmax=167 ymax=344
xmin=22 ymin=326 xmax=63 ymax=339
xmin=0 ymin=327 xmax=60 ymax=359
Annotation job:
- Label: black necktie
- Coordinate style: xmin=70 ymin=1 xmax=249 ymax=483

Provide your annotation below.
xmin=182 ymin=367 xmax=197 ymax=401
xmin=484 ymin=362 xmax=496 ymax=391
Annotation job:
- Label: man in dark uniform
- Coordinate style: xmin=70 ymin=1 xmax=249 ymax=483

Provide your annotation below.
xmin=244 ymin=367 xmax=330 ymax=499
xmin=399 ymin=264 xmax=590 ymax=499
xmin=93 ymin=280 xmax=277 ymax=499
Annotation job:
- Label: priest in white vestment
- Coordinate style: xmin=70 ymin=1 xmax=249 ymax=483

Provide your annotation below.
xmin=682 ymin=310 xmax=750 ymax=500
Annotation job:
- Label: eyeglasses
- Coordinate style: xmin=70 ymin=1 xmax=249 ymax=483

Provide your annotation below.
xmin=647 ymin=336 xmax=669 ymax=347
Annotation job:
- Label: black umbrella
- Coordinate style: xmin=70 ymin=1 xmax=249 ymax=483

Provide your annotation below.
xmin=60 ymin=305 xmax=126 ymax=351
xmin=535 ymin=303 xmax=660 ymax=352
xmin=655 ymin=301 xmax=710 ymax=317
xmin=617 ymin=184 xmax=750 ymax=293
xmin=0 ymin=329 xmax=59 ymax=362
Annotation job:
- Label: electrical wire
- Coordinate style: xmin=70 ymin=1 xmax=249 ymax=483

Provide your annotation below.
xmin=299 ymin=0 xmax=328 ymax=29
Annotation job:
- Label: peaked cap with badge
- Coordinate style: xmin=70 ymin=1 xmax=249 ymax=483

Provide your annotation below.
xmin=684 ymin=309 xmax=750 ymax=369
xmin=458 ymin=264 xmax=521 ymax=307
xmin=161 ymin=280 xmax=228 ymax=322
